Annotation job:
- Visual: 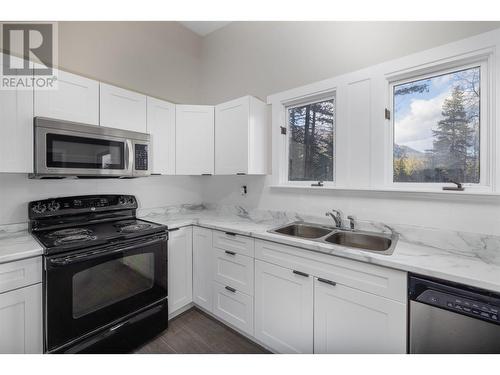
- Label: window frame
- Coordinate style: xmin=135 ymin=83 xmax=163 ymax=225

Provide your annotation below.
xmin=283 ymin=92 xmax=337 ymax=187
xmin=386 ymin=59 xmax=491 ymax=192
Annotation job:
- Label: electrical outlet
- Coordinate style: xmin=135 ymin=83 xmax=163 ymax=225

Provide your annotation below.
xmin=241 ymin=185 xmax=247 ymax=196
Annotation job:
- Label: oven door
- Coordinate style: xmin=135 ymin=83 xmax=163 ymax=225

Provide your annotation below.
xmin=44 ymin=234 xmax=167 ymax=352
xmin=34 ymin=125 xmax=133 ymax=177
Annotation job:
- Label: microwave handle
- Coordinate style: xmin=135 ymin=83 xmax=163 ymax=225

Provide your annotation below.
xmin=49 ymin=236 xmax=165 ymax=266
xmin=125 ymin=139 xmax=134 ymax=173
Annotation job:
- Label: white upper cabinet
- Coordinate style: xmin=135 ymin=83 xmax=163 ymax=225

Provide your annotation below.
xmin=0 ymin=54 xmax=33 ymax=173
xmin=146 ymin=97 xmax=176 ymax=175
xmin=175 ymin=105 xmax=215 ymax=175
xmin=100 ymin=83 xmax=147 ymax=132
xmin=215 ymin=96 xmax=268 ymax=175
xmin=34 ymin=70 xmax=99 ymax=125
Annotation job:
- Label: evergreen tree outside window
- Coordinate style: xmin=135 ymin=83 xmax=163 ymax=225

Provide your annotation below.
xmin=393 ymin=66 xmax=481 ymax=184
xmin=287 ymin=98 xmax=335 ymax=183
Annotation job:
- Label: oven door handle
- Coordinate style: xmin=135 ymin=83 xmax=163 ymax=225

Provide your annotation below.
xmin=49 ymin=235 xmax=165 ymax=266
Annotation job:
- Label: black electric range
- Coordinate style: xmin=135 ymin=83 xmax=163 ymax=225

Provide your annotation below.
xmin=29 ymin=194 xmax=169 ymax=354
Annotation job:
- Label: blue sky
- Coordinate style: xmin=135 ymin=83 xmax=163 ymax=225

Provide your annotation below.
xmin=394 ymin=67 xmax=479 ymax=153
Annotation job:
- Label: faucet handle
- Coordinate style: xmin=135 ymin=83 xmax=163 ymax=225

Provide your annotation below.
xmin=347 ymin=215 xmax=356 ymax=230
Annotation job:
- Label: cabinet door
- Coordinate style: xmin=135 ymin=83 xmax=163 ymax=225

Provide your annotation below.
xmin=34 ymin=70 xmax=99 ymax=125
xmin=100 ymin=83 xmax=147 ymax=132
xmin=147 ymin=97 xmax=176 ymax=175
xmin=175 ymin=105 xmax=214 ymax=175
xmin=254 ymin=260 xmax=313 ymax=353
xmin=0 ymin=54 xmax=33 ymax=173
xmin=192 ymin=227 xmax=213 ymax=311
xmin=314 ymin=277 xmax=406 ymax=353
xmin=215 ymin=97 xmax=249 ymax=175
xmin=168 ymin=227 xmax=193 ymax=314
xmin=0 ymin=284 xmax=42 ymax=354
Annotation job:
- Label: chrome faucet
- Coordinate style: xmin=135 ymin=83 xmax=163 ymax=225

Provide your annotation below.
xmin=325 ymin=209 xmax=344 ymax=228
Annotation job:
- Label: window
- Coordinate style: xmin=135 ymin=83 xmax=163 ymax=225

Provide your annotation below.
xmin=392 ymin=65 xmax=483 ymax=185
xmin=286 ymin=97 xmax=335 ymax=184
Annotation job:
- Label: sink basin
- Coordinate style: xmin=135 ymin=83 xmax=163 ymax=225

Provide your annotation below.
xmin=324 ymin=231 xmax=393 ymax=252
xmin=271 ymin=222 xmax=333 ymax=239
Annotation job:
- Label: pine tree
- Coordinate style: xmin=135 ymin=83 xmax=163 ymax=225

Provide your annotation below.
xmin=431 ymin=87 xmax=472 ymax=182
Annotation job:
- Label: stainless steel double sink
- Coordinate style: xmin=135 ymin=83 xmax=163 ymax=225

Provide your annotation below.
xmin=268 ymin=222 xmax=398 ymax=255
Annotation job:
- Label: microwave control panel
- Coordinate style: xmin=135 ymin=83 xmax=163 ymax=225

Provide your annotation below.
xmin=134 ymin=144 xmax=149 ymax=171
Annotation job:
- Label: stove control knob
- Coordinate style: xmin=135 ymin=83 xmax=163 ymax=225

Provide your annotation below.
xmin=127 ymin=197 xmax=135 ymax=205
xmin=118 ymin=196 xmax=128 ymax=205
xmin=32 ymin=202 xmax=47 ymax=214
xmin=47 ymin=201 xmax=61 ymax=211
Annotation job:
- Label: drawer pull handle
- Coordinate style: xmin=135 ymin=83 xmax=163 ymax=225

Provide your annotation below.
xmin=318 ymin=278 xmax=337 ymax=286
xmin=293 ymin=270 xmax=309 ymax=278
xmin=225 ymin=286 xmax=236 ymax=293
xmin=225 ymin=231 xmax=237 ymax=236
xmin=225 ymin=250 xmax=236 ymax=256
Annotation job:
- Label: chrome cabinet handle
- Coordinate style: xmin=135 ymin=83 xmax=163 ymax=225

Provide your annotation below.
xmin=317 ymin=277 xmax=337 ymax=286
xmin=293 ymin=270 xmax=309 ymax=277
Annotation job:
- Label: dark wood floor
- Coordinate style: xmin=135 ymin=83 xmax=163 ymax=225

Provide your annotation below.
xmin=135 ymin=307 xmax=269 ymax=354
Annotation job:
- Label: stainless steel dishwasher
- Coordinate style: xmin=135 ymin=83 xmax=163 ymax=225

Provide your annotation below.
xmin=409 ymin=275 xmax=500 ymax=354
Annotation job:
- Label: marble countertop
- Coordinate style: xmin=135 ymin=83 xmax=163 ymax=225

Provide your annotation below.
xmin=0 ymin=223 xmax=43 ymax=264
xmin=1 ymin=204 xmax=498 ymax=295
xmin=140 ymin=205 xmax=500 ymax=293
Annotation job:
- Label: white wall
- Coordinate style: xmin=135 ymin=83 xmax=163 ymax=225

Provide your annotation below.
xmin=0 ymin=175 xmax=202 ymax=225
xmin=199 ymin=22 xmax=500 ymax=235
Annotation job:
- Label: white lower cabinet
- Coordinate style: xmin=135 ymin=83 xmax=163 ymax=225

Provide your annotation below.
xmin=314 ymin=277 xmax=407 ymax=354
xmin=212 ymin=281 xmax=254 ymax=335
xmin=254 ymin=260 xmax=313 ymax=353
xmin=0 ymin=283 xmax=43 ymax=354
xmin=192 ymin=227 xmax=213 ymax=311
xmin=213 ymin=248 xmax=254 ymax=295
xmin=168 ymin=227 xmax=193 ymax=314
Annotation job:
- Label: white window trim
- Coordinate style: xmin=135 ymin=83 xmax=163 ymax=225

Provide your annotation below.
xmin=283 ymin=93 xmax=337 ymax=187
xmin=384 ymin=51 xmax=494 ymax=193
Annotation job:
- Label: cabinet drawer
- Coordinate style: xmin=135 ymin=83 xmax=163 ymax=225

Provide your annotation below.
xmin=213 ymin=248 xmax=254 ymax=295
xmin=212 ymin=230 xmax=254 ymax=257
xmin=255 ymin=239 xmax=406 ymax=302
xmin=0 ymin=257 xmax=42 ymax=294
xmin=212 ymin=281 xmax=254 ymax=336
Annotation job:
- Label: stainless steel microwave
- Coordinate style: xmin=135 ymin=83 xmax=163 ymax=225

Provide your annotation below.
xmin=31 ymin=117 xmax=151 ymax=179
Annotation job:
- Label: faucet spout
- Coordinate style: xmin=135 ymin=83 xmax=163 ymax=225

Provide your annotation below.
xmin=325 ymin=209 xmax=343 ymax=228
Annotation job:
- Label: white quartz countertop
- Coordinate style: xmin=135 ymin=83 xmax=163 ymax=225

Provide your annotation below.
xmin=1 ymin=205 xmax=499 ymax=295
xmin=0 ymin=224 xmax=43 ymax=264
xmin=140 ymin=206 xmax=500 ymax=294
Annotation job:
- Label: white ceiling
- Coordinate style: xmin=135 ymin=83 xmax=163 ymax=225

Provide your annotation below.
xmin=179 ymin=21 xmax=231 ymax=37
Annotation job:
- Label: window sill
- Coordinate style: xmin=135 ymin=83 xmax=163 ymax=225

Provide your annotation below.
xmin=269 ymin=184 xmax=500 ymax=202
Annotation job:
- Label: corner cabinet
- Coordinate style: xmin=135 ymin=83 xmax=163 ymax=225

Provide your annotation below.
xmin=0 ymin=54 xmax=33 ymax=173
xmin=147 ymin=97 xmax=176 ymax=175
xmin=34 ymin=69 xmax=99 ymax=125
xmin=192 ymin=227 xmax=214 ymax=311
xmin=215 ymin=96 xmax=268 ymax=175
xmin=175 ymin=105 xmax=215 ymax=175
xmin=100 ymin=83 xmax=147 ymax=133
xmin=168 ymin=227 xmax=193 ymax=315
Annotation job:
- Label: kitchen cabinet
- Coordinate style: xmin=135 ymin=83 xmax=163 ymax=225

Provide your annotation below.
xmin=34 ymin=69 xmax=99 ymax=125
xmin=314 ymin=277 xmax=406 ymax=354
xmin=100 ymin=83 xmax=147 ymax=133
xmin=0 ymin=54 xmax=33 ymax=173
xmin=168 ymin=227 xmax=193 ymax=315
xmin=192 ymin=227 xmax=214 ymax=311
xmin=212 ymin=281 xmax=254 ymax=336
xmin=213 ymin=247 xmax=254 ymax=296
xmin=147 ymin=97 xmax=176 ymax=175
xmin=175 ymin=105 xmax=214 ymax=175
xmin=215 ymin=96 xmax=268 ymax=175
xmin=0 ymin=283 xmax=42 ymax=354
xmin=254 ymin=259 xmax=313 ymax=353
